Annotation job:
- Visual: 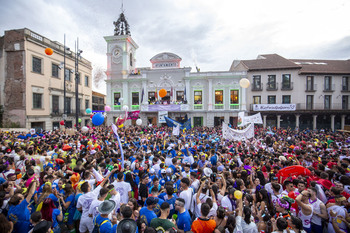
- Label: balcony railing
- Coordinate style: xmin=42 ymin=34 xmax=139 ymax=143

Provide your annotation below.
xmin=266 ymin=82 xmax=278 ymax=91
xmin=194 ymin=104 xmax=203 ymax=110
xmin=281 ymin=82 xmax=293 ymax=90
xmin=341 ymin=85 xmax=350 ymax=92
xmin=230 ymin=104 xmax=240 ymax=110
xmin=323 ymin=84 xmax=335 ymax=92
xmin=214 ymin=104 xmax=224 ymax=110
xmin=113 ymin=105 xmax=121 ymax=111
xmin=305 ymin=84 xmax=317 ymax=92
xmin=131 ymin=105 xmax=140 ymax=110
xmin=296 ymin=103 xmax=347 ymax=110
xmin=251 ymin=83 xmax=263 ymax=91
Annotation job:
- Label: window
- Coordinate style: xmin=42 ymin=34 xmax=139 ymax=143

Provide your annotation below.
xmin=130 ymin=53 xmax=133 ymax=66
xmin=282 ymin=95 xmax=291 ymax=104
xmin=65 ymin=68 xmax=71 ymax=81
xmin=65 ymin=97 xmax=71 ymax=114
xmin=84 ymin=75 xmax=89 ymax=87
xmin=52 ymin=63 xmax=59 ymax=78
xmin=306 ymin=76 xmax=314 ymax=91
xmin=342 ymin=77 xmax=349 ymax=91
xmin=253 ymin=96 xmax=261 ymax=104
xmin=52 ymin=95 xmax=59 ymax=114
xmin=132 ymin=92 xmax=139 ymax=105
xmin=306 ymin=95 xmax=313 ymax=109
xmin=32 ymin=57 xmax=42 ymax=73
xmin=114 ymin=93 xmax=121 ymax=105
xmin=176 ymin=91 xmax=184 ymax=102
xmin=253 ymin=75 xmax=261 ymax=90
xmin=85 ymin=99 xmax=89 ymax=109
xmin=33 ymin=93 xmax=42 ymax=109
xmin=194 ymin=91 xmax=202 ymax=104
xmin=230 ymin=90 xmax=239 ymax=104
xmin=282 ymin=74 xmax=291 ymax=89
xmin=324 ymin=76 xmax=332 ymax=91
xmin=215 ymin=90 xmax=223 ymax=104
xmin=267 ymin=75 xmax=276 ymax=90
xmin=324 ymin=95 xmax=331 ymax=109
xmin=148 ymin=92 xmax=155 ymax=103
xmin=342 ymin=96 xmax=349 ymax=110
xmin=268 ymin=95 xmax=276 ymax=104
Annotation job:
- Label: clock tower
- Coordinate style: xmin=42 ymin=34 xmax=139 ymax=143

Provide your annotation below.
xmin=104 ymin=11 xmax=138 ymax=80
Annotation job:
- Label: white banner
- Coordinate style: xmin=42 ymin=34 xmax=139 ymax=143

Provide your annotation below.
xmin=253 ymin=104 xmax=296 ymax=111
xmin=222 ymin=122 xmax=254 ymax=141
xmin=172 ymin=125 xmax=180 ymax=136
xmin=238 ymin=112 xmax=263 ymax=126
xmin=158 ymin=111 xmax=168 ymax=123
xmin=238 ymin=112 xmax=245 ymax=126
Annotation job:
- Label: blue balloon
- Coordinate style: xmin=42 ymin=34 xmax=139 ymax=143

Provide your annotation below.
xmin=92 ymin=113 xmax=105 ymax=126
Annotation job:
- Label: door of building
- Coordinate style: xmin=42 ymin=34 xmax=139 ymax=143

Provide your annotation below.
xmin=194 ymin=117 xmax=203 ymax=127
xmin=214 ymin=117 xmax=224 ymax=127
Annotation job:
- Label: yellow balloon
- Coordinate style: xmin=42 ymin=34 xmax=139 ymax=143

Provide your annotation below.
xmin=118 ymin=124 xmax=124 ymax=128
xmin=94 ymin=144 xmax=98 ymax=148
xmin=234 ymin=190 xmax=243 ymax=199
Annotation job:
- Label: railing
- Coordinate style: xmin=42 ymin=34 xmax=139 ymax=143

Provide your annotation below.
xmin=113 ymin=105 xmax=121 ymax=111
xmin=341 ymin=85 xmax=350 ymax=92
xmin=323 ymin=84 xmax=335 ymax=92
xmin=266 ymin=82 xmax=278 ymax=91
xmin=194 ymin=104 xmax=203 ymax=110
xmin=230 ymin=104 xmax=240 ymax=110
xmin=296 ymin=103 xmax=346 ymax=110
xmin=251 ymin=83 xmax=263 ymax=91
xmin=281 ymin=82 xmax=293 ymax=90
xmin=214 ymin=104 xmax=224 ymax=110
xmin=131 ymin=105 xmax=140 ymax=110
xmin=305 ymin=84 xmax=317 ymax=92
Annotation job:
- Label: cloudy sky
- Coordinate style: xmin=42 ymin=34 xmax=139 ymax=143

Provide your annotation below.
xmin=1 ymin=0 xmax=350 ymax=93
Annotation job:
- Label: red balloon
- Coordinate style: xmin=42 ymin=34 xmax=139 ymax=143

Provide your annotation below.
xmin=45 ymin=48 xmax=53 ymax=55
xmin=90 ymin=115 xmax=93 ymax=119
xmin=288 ymin=191 xmax=297 ymax=200
xmin=60 ymin=120 xmax=65 ymax=125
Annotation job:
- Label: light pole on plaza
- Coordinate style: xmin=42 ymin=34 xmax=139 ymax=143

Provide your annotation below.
xmin=75 ymin=38 xmax=83 ymax=129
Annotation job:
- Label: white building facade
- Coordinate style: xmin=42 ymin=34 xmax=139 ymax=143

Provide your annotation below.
xmin=104 ymin=13 xmax=247 ymax=127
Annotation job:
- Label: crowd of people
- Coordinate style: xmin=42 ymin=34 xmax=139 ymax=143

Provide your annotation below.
xmin=0 ymin=125 xmax=350 ymax=233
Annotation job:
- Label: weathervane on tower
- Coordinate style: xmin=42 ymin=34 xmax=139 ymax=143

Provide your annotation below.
xmin=113 ymin=0 xmax=130 ymax=36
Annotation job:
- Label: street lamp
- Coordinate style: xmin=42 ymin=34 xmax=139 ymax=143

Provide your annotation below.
xmin=63 ymin=34 xmax=70 ymax=124
xmin=75 ymin=38 xmax=83 ymax=129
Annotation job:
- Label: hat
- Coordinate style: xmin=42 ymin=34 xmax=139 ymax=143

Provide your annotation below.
xmin=98 ymin=200 xmax=116 ymax=214
xmin=203 ymin=167 xmax=213 ymax=177
xmin=33 ymin=220 xmax=52 ymax=233
xmin=161 ymin=169 xmax=166 ymax=174
xmin=146 ymin=196 xmax=159 ymax=206
xmin=117 ymin=219 xmax=137 ymax=233
xmin=166 ymin=168 xmax=172 ymax=174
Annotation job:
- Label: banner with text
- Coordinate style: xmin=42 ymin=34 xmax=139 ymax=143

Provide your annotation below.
xmin=222 ymin=122 xmax=254 ymax=141
xmin=158 ymin=111 xmax=168 ymax=123
xmin=253 ymin=104 xmax=296 ymax=111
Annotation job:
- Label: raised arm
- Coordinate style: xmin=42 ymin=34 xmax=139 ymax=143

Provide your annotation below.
xmin=26 ymin=179 xmax=38 ymax=203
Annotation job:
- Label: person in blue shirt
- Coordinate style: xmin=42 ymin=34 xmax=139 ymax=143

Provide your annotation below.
xmin=175 ymin=198 xmax=192 ymax=232
xmin=93 ymin=200 xmax=117 ymax=233
xmin=8 ymin=179 xmax=38 ymax=233
xmin=163 ymin=186 xmax=177 ymax=219
xmin=144 ymin=188 xmax=164 ymax=217
xmin=59 ymin=183 xmax=75 ymax=231
xmin=139 ymin=197 xmax=158 ymax=226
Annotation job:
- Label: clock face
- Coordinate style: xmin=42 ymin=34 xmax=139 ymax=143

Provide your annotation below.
xmin=112 ymin=47 xmax=122 ymax=58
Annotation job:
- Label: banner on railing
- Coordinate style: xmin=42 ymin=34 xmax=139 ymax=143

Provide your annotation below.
xmin=222 ymin=122 xmax=254 ymax=141
xmin=253 ymin=104 xmax=296 ymax=111
xmin=127 ymin=111 xmax=140 ymax=120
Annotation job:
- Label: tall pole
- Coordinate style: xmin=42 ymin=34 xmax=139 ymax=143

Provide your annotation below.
xmin=75 ymin=39 xmax=79 ymax=129
xmin=63 ymin=34 xmax=66 ymax=125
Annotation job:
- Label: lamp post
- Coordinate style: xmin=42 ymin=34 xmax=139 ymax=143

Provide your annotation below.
xmin=62 ymin=34 xmax=70 ymax=125
xmin=75 ymin=38 xmax=83 ymax=129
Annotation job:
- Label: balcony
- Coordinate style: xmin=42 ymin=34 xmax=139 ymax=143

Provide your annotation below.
xmin=305 ymin=84 xmax=317 ymax=92
xmin=214 ymin=104 xmax=224 ymax=110
xmin=266 ymin=82 xmax=278 ymax=91
xmin=230 ymin=104 xmax=240 ymax=110
xmin=113 ymin=105 xmax=121 ymax=111
xmin=51 ymin=110 xmax=61 ymax=116
xmin=341 ymin=85 xmax=350 ymax=92
xmin=194 ymin=104 xmax=203 ymax=110
xmin=131 ymin=105 xmax=140 ymax=110
xmin=296 ymin=103 xmax=347 ymax=110
xmin=323 ymin=84 xmax=335 ymax=92
xmin=251 ymin=83 xmax=263 ymax=91
xmin=140 ymin=103 xmax=190 ymax=112
xmin=281 ymin=82 xmax=293 ymax=90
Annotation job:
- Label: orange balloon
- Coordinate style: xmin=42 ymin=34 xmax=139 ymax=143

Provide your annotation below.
xmin=45 ymin=48 xmax=53 ymax=55
xmin=159 ymin=89 xmax=167 ymax=98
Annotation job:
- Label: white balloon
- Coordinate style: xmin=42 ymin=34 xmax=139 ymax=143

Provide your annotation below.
xmin=122 ymin=105 xmax=129 ymax=111
xmin=81 ymin=126 xmax=89 ymax=133
xmin=119 ymin=98 xmax=124 ymax=102
xmin=239 ymin=78 xmax=250 ymax=88
xmin=136 ymin=119 xmax=142 ymax=126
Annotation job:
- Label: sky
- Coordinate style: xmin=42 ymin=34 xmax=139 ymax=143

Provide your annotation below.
xmin=1 ymin=0 xmax=350 ymax=94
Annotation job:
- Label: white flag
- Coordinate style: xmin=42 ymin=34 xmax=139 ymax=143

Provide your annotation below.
xmin=173 ymin=124 xmax=180 ymax=136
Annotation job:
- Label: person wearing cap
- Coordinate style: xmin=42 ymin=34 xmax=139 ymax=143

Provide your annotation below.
xmin=174 ymin=198 xmax=191 ymax=233
xmin=150 ymin=202 xmax=175 ymax=232
xmin=92 ymin=200 xmax=117 ymax=233
xmin=139 ymin=196 xmax=158 ymax=226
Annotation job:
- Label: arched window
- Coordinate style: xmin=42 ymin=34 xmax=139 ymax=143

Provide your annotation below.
xmin=130 ymin=53 xmax=133 ymax=66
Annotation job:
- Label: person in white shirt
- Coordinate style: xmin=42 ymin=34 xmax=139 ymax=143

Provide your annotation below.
xmin=77 ymin=169 xmax=114 ymax=233
xmin=308 ymin=186 xmax=327 ymax=233
xmin=295 ymin=190 xmax=313 ymax=233
xmin=179 ymin=177 xmax=193 ymax=211
xmin=181 ymin=163 xmax=191 ymax=178
xmin=112 ymin=172 xmax=132 ymax=204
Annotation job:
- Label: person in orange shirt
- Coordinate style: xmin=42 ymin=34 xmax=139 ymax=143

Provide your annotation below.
xmin=191 ymin=203 xmax=216 ymax=233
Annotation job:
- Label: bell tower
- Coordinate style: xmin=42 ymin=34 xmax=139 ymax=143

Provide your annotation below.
xmin=104 ymin=9 xmax=138 ymax=80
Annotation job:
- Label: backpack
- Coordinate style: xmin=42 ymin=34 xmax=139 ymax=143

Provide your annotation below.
xmin=92 ymin=218 xmax=110 ymax=233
